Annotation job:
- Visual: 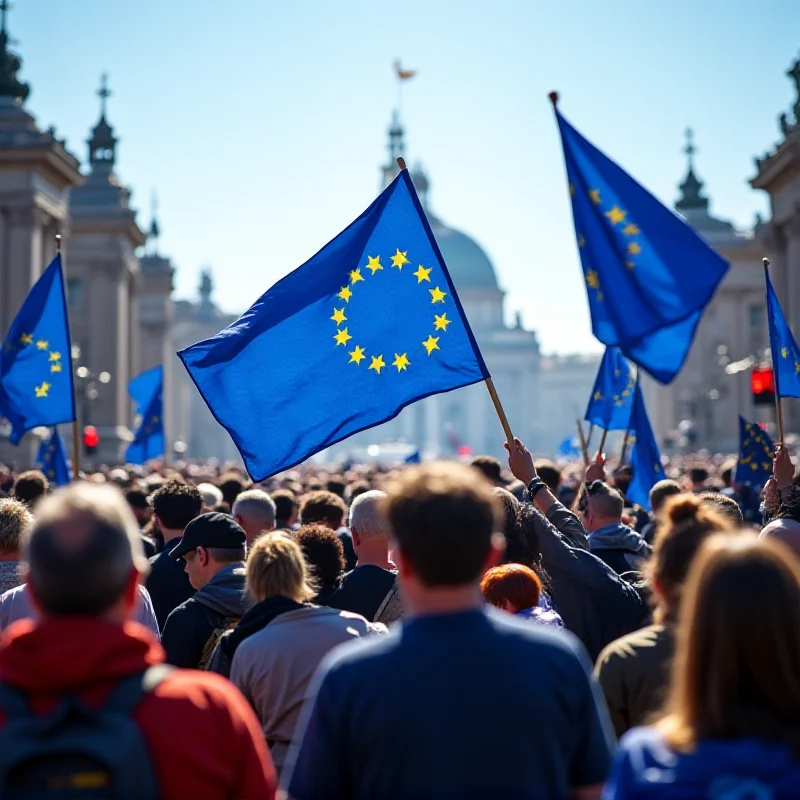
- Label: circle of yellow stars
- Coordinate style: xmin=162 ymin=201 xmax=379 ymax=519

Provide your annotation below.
xmin=16 ymin=333 xmax=63 ymax=399
xmin=331 ymin=248 xmax=452 ymax=375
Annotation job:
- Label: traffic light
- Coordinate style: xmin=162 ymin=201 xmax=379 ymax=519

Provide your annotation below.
xmin=751 ymin=365 xmax=775 ymax=407
xmin=83 ymin=425 xmax=99 ymax=454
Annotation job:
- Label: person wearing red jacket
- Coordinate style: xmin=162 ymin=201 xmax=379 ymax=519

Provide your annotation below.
xmin=0 ymin=482 xmax=276 ymax=800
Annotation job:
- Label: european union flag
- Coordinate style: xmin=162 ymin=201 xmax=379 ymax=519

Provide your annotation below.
xmin=0 ymin=255 xmax=76 ymax=444
xmin=179 ymin=169 xmax=489 ymax=480
xmin=126 ymin=365 xmax=164 ymax=464
xmin=404 ymin=449 xmax=421 ymax=464
xmin=557 ymin=436 xmax=580 ymax=458
xmin=35 ymin=427 xmax=71 ymax=486
xmin=551 ymin=99 xmax=729 ymax=384
xmin=626 ymin=385 xmax=665 ymax=511
xmin=584 ymin=347 xmax=636 ymax=431
xmin=765 ymin=265 xmax=800 ymax=399
xmin=734 ymin=416 xmax=774 ymax=488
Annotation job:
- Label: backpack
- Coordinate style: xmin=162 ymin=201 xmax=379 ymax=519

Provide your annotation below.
xmin=199 ymin=617 xmax=240 ymax=670
xmin=374 ymin=579 xmax=405 ymax=625
xmin=0 ymin=663 xmax=174 ymax=799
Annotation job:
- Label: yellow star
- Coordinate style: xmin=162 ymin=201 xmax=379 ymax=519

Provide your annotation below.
xmin=586 ymin=270 xmax=600 ymax=290
xmin=605 ymin=206 xmax=626 ymax=225
xmin=578 ymin=234 xmax=586 ymax=248
xmin=349 ymin=268 xmax=365 ymax=284
xmin=50 ymin=363 xmax=62 ymax=374
xmin=626 ymin=261 xmax=635 ymax=271
xmin=331 ymin=308 xmax=347 ymax=325
xmin=434 ymin=313 xmax=451 ymax=331
xmin=391 ymin=249 xmax=410 ymax=269
xmin=430 ymin=286 xmax=447 ymax=304
xmin=569 ymin=184 xmax=575 ymax=196
xmin=338 ymin=286 xmax=352 ymax=302
xmin=36 ymin=340 xmax=49 ymax=350
xmin=627 ymin=242 xmax=641 ymax=255
xmin=393 ymin=353 xmax=410 ymax=372
xmin=49 ymin=351 xmax=61 ymax=362
xmin=795 ymin=362 xmax=800 ymax=375
xmin=368 ymin=355 xmax=386 ymax=374
xmin=334 ymin=327 xmax=352 ymax=347
xmin=782 ymin=347 xmax=788 ymax=358
xmin=366 ymin=255 xmax=382 ymax=275
xmin=19 ymin=333 xmax=32 ymax=345
xmin=623 ymin=224 xmax=640 ymax=236
xmin=35 ymin=382 xmax=51 ymax=398
xmin=594 ymin=391 xmax=602 ymax=401
xmin=422 ymin=335 xmax=440 ymax=356
xmin=413 ymin=265 xmax=431 ymax=283
xmin=589 ymin=189 xmax=602 ymax=205
xmin=348 ymin=345 xmax=366 ymax=365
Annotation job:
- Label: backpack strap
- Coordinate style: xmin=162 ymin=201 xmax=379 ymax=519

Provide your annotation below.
xmin=102 ymin=664 xmax=176 ymax=716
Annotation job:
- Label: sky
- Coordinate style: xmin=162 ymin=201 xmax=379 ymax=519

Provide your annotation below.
xmin=14 ymin=0 xmax=800 ymax=355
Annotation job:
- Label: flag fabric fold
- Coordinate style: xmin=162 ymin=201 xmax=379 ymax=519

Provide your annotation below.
xmin=765 ymin=265 xmax=800 ymax=399
xmin=35 ymin=428 xmax=71 ymax=486
xmin=626 ymin=385 xmax=665 ymax=511
xmin=126 ymin=365 xmax=165 ymax=464
xmin=179 ymin=170 xmax=489 ymax=481
xmin=584 ymin=347 xmax=636 ymax=431
xmin=734 ymin=416 xmax=774 ymax=488
xmin=552 ymin=103 xmax=729 ymax=384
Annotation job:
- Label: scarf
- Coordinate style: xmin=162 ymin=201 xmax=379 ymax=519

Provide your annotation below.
xmin=220 ymin=594 xmax=306 ymax=659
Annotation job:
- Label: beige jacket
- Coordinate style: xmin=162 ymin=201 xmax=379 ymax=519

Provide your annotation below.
xmin=229 ymin=605 xmax=386 ymax=774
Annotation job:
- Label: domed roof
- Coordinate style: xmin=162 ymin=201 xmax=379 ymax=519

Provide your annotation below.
xmin=430 ymin=218 xmax=499 ymax=291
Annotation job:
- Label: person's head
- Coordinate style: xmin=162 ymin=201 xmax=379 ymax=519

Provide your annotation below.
xmin=13 ymin=470 xmax=49 ymax=508
xmin=383 ymin=463 xmax=503 ymax=593
xmin=349 ymin=489 xmax=389 ymax=551
xmin=299 ymin=490 xmax=347 ymax=530
xmin=649 ymin=479 xmax=682 ymax=516
xmin=245 ymin=531 xmax=315 ymax=604
xmin=272 ymin=489 xmax=299 ymax=529
xmin=699 ymin=491 xmax=744 ymax=527
xmin=760 ymin=518 xmax=800 ymax=559
xmin=125 ymin=486 xmax=151 ymax=527
xmin=232 ymin=489 xmax=277 ymax=543
xmin=150 ymin=479 xmax=203 ymax=533
xmin=659 ymin=535 xmax=800 ymax=754
xmin=470 ymin=456 xmax=505 ymax=487
xmin=294 ymin=524 xmax=345 ymax=591
xmin=493 ymin=487 xmax=537 ymax=568
xmin=25 ymin=484 xmax=149 ymax=620
xmin=720 ymin=460 xmax=736 ymax=488
xmin=217 ymin=472 xmax=248 ymax=507
xmin=325 ymin=479 xmax=346 ymax=499
xmin=0 ymin=498 xmax=34 ymax=558
xmin=197 ymin=482 xmax=224 ymax=511
xmin=649 ymin=494 xmax=732 ymax=620
xmin=107 ymin=468 xmax=131 ymax=489
xmin=578 ymin=480 xmax=624 ymax=532
xmin=534 ymin=459 xmax=561 ymax=493
xmin=169 ymin=512 xmax=246 ymax=590
xmin=481 ymin=563 xmax=541 ymax=614
xmin=346 ymin=481 xmax=372 ymax=504
xmin=688 ymin=466 xmax=708 ymax=487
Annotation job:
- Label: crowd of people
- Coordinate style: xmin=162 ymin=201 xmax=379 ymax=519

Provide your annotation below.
xmin=0 ymin=436 xmax=797 ymax=798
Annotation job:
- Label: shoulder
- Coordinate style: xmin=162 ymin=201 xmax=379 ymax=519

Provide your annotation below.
xmin=162 ymin=597 xmax=204 ymax=629
xmin=483 ymin=607 xmax=586 ymax=661
xmin=596 ymin=624 xmax=667 ymax=666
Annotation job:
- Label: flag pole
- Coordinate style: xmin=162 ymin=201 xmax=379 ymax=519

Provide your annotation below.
xmin=618 ymin=369 xmax=640 ymax=465
xmin=585 ymin=422 xmax=595 ymax=453
xmin=596 ymin=427 xmax=608 ymax=458
xmin=396 ymin=155 xmax=515 ymax=446
xmin=57 ymin=234 xmax=81 ymax=479
xmin=764 ymin=257 xmax=785 ymax=445
xmin=575 ymin=418 xmax=590 ymax=466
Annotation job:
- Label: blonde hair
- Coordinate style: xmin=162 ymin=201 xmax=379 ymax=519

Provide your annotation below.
xmin=245 ymin=531 xmax=315 ymax=603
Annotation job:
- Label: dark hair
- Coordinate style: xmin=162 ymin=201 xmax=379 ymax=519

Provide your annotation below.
xmin=650 ymin=479 xmax=682 ymax=514
xmin=470 ymin=456 xmax=504 ymax=485
xmin=699 ymin=492 xmax=744 ymax=527
xmin=294 ymin=524 xmax=345 ymax=590
xmin=150 ymin=480 xmax=202 ymax=531
xmin=689 ymin=466 xmax=708 ymax=485
xmin=535 ymin=460 xmax=561 ymax=493
xmin=13 ymin=470 xmax=49 ymax=507
xmin=579 ymin=480 xmax=624 ymax=518
xmin=272 ymin=489 xmax=299 ymax=526
xmin=385 ymin=463 xmax=501 ymax=587
xmin=325 ymin=479 xmax=346 ymax=499
xmin=125 ymin=486 xmax=150 ymax=511
xmin=299 ymin=490 xmax=347 ymax=529
xmin=217 ymin=472 xmax=248 ymax=507
xmin=346 ymin=481 xmax=372 ymax=503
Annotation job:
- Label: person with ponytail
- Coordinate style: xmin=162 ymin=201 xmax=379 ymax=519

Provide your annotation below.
xmin=595 ymin=495 xmax=731 ymax=737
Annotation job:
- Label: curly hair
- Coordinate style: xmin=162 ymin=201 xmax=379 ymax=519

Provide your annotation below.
xmin=294 ymin=523 xmax=345 ymax=591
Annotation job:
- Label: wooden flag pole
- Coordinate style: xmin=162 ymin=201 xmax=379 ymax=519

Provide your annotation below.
xmin=57 ymin=235 xmax=81 ymax=480
xmin=576 ymin=418 xmax=590 ymax=466
xmin=596 ymin=427 xmax=609 ymax=458
xmin=585 ymin=422 xmax=595 ymax=453
xmin=764 ymin=257 xmax=785 ymax=445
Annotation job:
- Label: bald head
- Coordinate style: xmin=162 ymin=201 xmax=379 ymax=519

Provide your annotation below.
xmin=761 ymin=518 xmax=800 ymax=559
xmin=26 ymin=483 xmax=148 ymax=617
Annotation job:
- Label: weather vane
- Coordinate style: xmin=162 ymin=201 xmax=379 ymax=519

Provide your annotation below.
xmin=393 ymin=59 xmax=416 ymax=116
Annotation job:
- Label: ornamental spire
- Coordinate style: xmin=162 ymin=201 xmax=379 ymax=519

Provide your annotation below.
xmin=675 ymin=127 xmax=708 ymax=212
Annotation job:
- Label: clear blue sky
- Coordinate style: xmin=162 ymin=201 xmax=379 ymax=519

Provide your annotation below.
xmin=15 ymin=0 xmax=800 ymax=354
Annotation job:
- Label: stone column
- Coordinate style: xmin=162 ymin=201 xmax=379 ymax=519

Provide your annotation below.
xmin=3 ymin=207 xmax=45 ymax=332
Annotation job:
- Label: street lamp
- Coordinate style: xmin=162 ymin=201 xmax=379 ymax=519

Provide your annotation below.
xmin=71 ymin=346 xmax=112 ymax=431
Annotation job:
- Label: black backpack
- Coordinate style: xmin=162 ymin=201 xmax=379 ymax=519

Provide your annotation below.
xmin=0 ymin=664 xmax=174 ymax=799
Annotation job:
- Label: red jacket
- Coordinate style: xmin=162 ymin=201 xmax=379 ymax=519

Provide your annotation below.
xmin=0 ymin=617 xmax=277 ymax=800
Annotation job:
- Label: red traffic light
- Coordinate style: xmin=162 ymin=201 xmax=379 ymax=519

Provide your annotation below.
xmin=83 ymin=425 xmax=99 ymax=449
xmin=751 ymin=365 xmax=775 ymax=395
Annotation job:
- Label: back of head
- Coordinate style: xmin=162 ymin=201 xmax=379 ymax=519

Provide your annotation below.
xmin=349 ymin=490 xmax=388 ymax=538
xmin=699 ymin=491 xmax=743 ymax=527
xmin=326 ymin=479 xmax=346 ymax=499
xmin=384 ymin=462 xmax=501 ymax=587
xmin=13 ymin=470 xmax=49 ymax=508
xmin=26 ymin=484 xmax=149 ymax=616
xmin=246 ymin=531 xmax=315 ymax=603
xmin=294 ymin=523 xmax=345 ymax=589
xmin=662 ymin=534 xmax=800 ymax=753
xmin=583 ymin=481 xmax=624 ymax=525
xmin=150 ymin=479 xmax=202 ymax=530
xmin=534 ymin=460 xmax=561 ymax=493
xmin=470 ymin=456 xmax=504 ymax=486
xmin=649 ymin=479 xmax=682 ymax=515
xmin=299 ymin=490 xmax=347 ymax=529
xmin=0 ymin=498 xmax=33 ymax=555
xmin=217 ymin=472 xmax=248 ymax=507
xmin=481 ymin=563 xmax=541 ymax=611
xmin=232 ymin=488 xmax=276 ymax=531
xmin=760 ymin=517 xmax=800 ymax=559
xmin=271 ymin=489 xmax=299 ymax=527
xmin=689 ymin=466 xmax=708 ymax=486
xmin=197 ymin=482 xmax=224 ymax=510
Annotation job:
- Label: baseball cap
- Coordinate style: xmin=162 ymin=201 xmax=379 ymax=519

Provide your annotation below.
xmin=169 ymin=512 xmax=246 ymax=559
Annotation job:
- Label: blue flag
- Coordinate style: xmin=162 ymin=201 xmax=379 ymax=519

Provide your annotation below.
xmin=0 ymin=255 xmax=76 ymax=444
xmin=557 ymin=436 xmax=580 ymax=458
xmin=552 ymin=102 xmax=729 ymax=384
xmin=35 ymin=428 xmax=71 ymax=486
xmin=404 ymin=449 xmax=421 ymax=464
xmin=126 ymin=365 xmax=165 ymax=464
xmin=584 ymin=347 xmax=636 ymax=431
xmin=179 ymin=170 xmax=489 ymax=480
xmin=765 ymin=266 xmax=800 ymax=399
xmin=626 ymin=385 xmax=665 ymax=511
xmin=734 ymin=416 xmax=775 ymax=488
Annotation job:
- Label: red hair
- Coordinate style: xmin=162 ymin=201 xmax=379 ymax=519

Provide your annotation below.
xmin=481 ymin=563 xmax=541 ymax=612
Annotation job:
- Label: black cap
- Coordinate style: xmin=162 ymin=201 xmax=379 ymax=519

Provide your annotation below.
xmin=169 ymin=512 xmax=246 ymax=559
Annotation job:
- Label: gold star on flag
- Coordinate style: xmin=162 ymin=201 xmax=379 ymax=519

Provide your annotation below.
xmin=626 ymin=261 xmax=635 ymax=271
xmin=434 ymin=313 xmax=451 ymax=331
xmin=391 ymin=249 xmax=410 ymax=269
xmin=429 ymin=286 xmax=446 ymax=304
xmin=413 ymin=265 xmax=431 ymax=283
xmin=349 ymin=268 xmax=365 ymax=284
xmin=782 ymin=347 xmax=788 ymax=358
xmin=623 ymin=224 xmax=640 ymax=236
xmin=49 ymin=351 xmax=61 ymax=362
xmin=19 ymin=333 xmax=32 ymax=345
xmin=35 ymin=382 xmax=51 ymax=398
xmin=586 ymin=270 xmax=600 ymax=289
xmin=366 ymin=255 xmax=382 ymax=275
xmin=369 ymin=355 xmax=386 ymax=374
xmin=36 ymin=340 xmax=49 ymax=350
xmin=627 ymin=242 xmax=641 ymax=255
xmin=348 ymin=345 xmax=366 ymax=365
xmin=795 ymin=362 xmax=800 ymax=375
xmin=578 ymin=234 xmax=586 ymax=248
xmin=589 ymin=189 xmax=602 ymax=205
xmin=334 ymin=328 xmax=352 ymax=346
xmin=422 ymin=335 xmax=440 ymax=356
xmin=594 ymin=391 xmax=602 ymax=401
xmin=51 ymin=363 xmax=62 ymax=374
xmin=331 ymin=308 xmax=347 ymax=325
xmin=605 ymin=206 xmax=626 ymax=225
xmin=392 ymin=353 xmax=410 ymax=372
xmin=338 ymin=286 xmax=352 ymax=302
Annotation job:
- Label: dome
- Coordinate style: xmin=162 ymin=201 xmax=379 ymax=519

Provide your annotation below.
xmin=430 ymin=219 xmax=499 ymax=290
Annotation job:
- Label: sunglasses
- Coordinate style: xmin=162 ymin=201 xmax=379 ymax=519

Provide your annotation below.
xmin=577 ymin=480 xmax=605 ymax=513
